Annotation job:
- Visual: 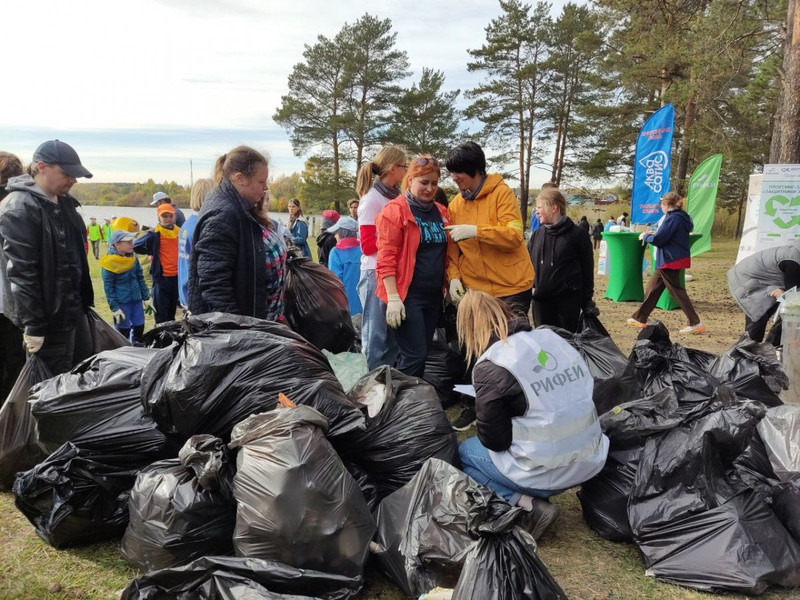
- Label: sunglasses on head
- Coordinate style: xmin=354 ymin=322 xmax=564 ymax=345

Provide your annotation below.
xmin=414 ymin=157 xmax=439 ymax=168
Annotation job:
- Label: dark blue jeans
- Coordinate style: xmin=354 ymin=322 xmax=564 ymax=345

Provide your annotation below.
xmin=153 ymin=275 xmax=179 ymax=324
xmin=394 ymin=287 xmax=441 ymax=378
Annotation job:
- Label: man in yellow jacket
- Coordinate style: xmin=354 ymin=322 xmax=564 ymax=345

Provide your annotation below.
xmin=444 ymin=141 xmax=534 ymax=319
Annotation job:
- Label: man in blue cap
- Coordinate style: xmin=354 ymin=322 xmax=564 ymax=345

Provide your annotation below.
xmin=0 ymin=140 xmax=94 ymax=374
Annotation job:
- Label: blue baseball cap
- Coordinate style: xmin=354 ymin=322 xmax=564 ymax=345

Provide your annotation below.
xmin=33 ymin=140 xmax=93 ymax=179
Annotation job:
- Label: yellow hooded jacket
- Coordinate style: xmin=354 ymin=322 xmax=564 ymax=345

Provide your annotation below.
xmin=446 ymin=173 xmax=534 ymax=298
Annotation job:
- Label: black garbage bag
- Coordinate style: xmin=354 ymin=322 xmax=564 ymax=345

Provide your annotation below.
xmin=13 ymin=442 xmax=142 ymax=548
xmin=452 ymin=500 xmax=566 ymax=600
xmin=732 ymin=429 xmax=779 ymax=500
xmin=339 ymin=367 xmax=459 ymax=508
xmin=87 ymin=307 xmax=131 ymax=352
xmin=31 ymin=347 xmax=173 ymax=460
xmin=423 ymin=328 xmax=467 ymax=407
xmin=710 ymin=334 xmax=787 ymax=407
xmin=577 ymin=389 xmax=682 ymax=542
xmin=230 ymin=406 xmax=375 ymax=579
xmin=140 ymin=314 xmax=364 ymax=444
xmin=772 ymin=476 xmax=800 ymax=544
xmin=121 ymin=435 xmax=236 ymax=572
xmin=120 ymin=556 xmax=362 ymax=600
xmin=141 ymin=312 xmax=279 ymax=348
xmin=628 ymin=398 xmax=800 ymax=594
xmin=0 ymin=356 xmax=51 ymax=490
xmin=284 ymin=257 xmax=355 ymax=353
xmin=374 ymin=458 xmax=498 ymax=597
xmin=578 ymin=312 xmax=610 ymax=337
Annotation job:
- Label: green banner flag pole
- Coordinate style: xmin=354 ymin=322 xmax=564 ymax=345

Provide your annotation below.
xmin=686 ymin=154 xmax=722 ymax=256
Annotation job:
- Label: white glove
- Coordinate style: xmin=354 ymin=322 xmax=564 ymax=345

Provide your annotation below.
xmin=23 ymin=335 xmax=44 ymax=354
xmin=111 ymin=309 xmax=126 ymax=324
xmin=143 ymin=298 xmax=155 ymax=315
xmin=385 ymin=293 xmax=406 ymax=329
xmin=449 ymin=278 xmax=466 ymax=304
xmin=446 ymin=224 xmax=478 ymax=242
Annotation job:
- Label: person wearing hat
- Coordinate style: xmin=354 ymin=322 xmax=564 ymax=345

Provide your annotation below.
xmin=134 ymin=203 xmax=180 ymax=323
xmin=150 ymin=191 xmax=186 ymax=227
xmin=101 ymin=230 xmax=153 ymax=343
xmin=327 ymin=216 xmax=362 ymax=319
xmin=87 ymin=216 xmax=104 ymax=260
xmin=0 ymin=140 xmax=94 ymax=375
xmin=316 ymin=209 xmax=340 ymax=268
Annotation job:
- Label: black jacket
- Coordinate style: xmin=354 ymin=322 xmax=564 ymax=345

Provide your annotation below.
xmin=316 ymin=231 xmax=337 ymax=268
xmin=188 ymin=180 xmax=268 ymax=318
xmin=0 ymin=175 xmax=93 ymax=336
xmin=474 ymin=318 xmax=531 ymax=452
xmin=527 ymin=216 xmax=594 ymax=305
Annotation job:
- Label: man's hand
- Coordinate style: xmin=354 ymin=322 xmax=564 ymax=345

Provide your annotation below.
xmin=445 ymin=224 xmax=478 ymax=242
xmin=449 ymin=278 xmax=466 ymax=304
xmin=23 ymin=335 xmax=44 ymax=354
xmin=112 ymin=309 xmax=126 ymax=324
xmin=582 ymin=300 xmax=600 ymax=317
xmin=386 ymin=294 xmax=406 ymax=329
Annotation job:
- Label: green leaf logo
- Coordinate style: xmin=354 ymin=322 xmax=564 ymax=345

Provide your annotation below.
xmin=537 ymin=349 xmax=548 ymax=367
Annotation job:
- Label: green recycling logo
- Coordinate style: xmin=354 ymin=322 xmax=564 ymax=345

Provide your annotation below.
xmin=765 ymin=195 xmax=800 ymax=229
xmin=532 ymin=349 xmax=558 ymax=373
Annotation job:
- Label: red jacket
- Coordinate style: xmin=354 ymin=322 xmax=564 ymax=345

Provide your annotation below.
xmin=376 ymin=196 xmax=449 ymax=302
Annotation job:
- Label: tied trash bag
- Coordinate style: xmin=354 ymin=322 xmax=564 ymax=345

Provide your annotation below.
xmin=121 ymin=435 xmax=236 ymax=572
xmin=451 ymin=501 xmax=566 ymax=600
xmin=230 ymin=405 xmax=375 ymax=579
xmin=87 ymin=307 xmax=130 ymax=352
xmin=628 ymin=397 xmax=800 ymax=594
xmin=710 ymin=334 xmax=787 ymax=407
xmin=13 ymin=442 xmax=142 ymax=548
xmin=284 ymin=257 xmax=355 ymax=353
xmin=423 ymin=328 xmax=467 ymax=407
xmin=340 ymin=367 xmax=459 ymax=508
xmin=140 ymin=314 xmax=364 ymax=444
xmin=0 ymin=355 xmax=51 ymax=490
xmin=31 ymin=347 xmax=172 ymax=460
xmin=120 ymin=556 xmax=363 ymax=600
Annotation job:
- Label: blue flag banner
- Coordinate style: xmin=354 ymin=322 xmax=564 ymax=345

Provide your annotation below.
xmin=631 ymin=104 xmax=675 ymax=225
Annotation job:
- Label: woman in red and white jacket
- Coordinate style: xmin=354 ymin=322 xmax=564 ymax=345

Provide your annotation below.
xmin=375 ymin=155 xmax=449 ymax=378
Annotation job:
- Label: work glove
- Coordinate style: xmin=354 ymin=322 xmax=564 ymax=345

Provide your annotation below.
xmin=449 ymin=278 xmax=466 ymax=304
xmin=23 ymin=335 xmax=44 ymax=354
xmin=111 ymin=309 xmax=127 ymax=324
xmin=582 ymin=300 xmax=600 ymax=318
xmin=386 ymin=293 xmax=406 ymax=329
xmin=143 ymin=298 xmax=155 ymax=315
xmin=446 ymin=224 xmax=478 ymax=242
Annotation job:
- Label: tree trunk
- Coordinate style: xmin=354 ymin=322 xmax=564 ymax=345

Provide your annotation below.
xmin=556 ymin=99 xmax=572 ymax=186
xmin=770 ymin=0 xmax=800 ymax=163
xmin=551 ymin=119 xmax=563 ymax=182
xmin=676 ymin=93 xmax=697 ymax=194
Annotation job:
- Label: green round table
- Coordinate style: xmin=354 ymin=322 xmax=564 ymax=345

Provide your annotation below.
xmin=649 ymin=233 xmax=703 ymax=310
xmin=602 ymin=232 xmax=646 ymax=302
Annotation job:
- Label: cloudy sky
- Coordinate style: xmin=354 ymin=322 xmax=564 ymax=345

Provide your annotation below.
xmin=2 ymin=0 xmax=572 ymax=185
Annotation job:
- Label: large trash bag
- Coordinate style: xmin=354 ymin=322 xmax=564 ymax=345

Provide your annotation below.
xmin=339 ymin=367 xmax=459 ymax=508
xmin=121 ymin=435 xmax=236 ymax=572
xmin=230 ymin=406 xmax=375 ymax=579
xmin=13 ymin=442 xmax=142 ymax=548
xmin=451 ymin=502 xmax=566 ymax=600
xmin=0 ymin=355 xmax=51 ymax=490
xmin=87 ymin=307 xmax=131 ymax=352
xmin=31 ymin=347 xmax=173 ymax=460
xmin=772 ymin=476 xmax=800 ymax=544
xmin=628 ymin=397 xmax=800 ymax=594
xmin=120 ymin=556 xmax=362 ymax=600
xmin=423 ymin=328 xmax=467 ymax=407
xmin=710 ymin=334 xmax=787 ymax=407
xmin=757 ymin=405 xmax=800 ymax=480
xmin=577 ymin=389 xmax=682 ymax=542
xmin=140 ymin=313 xmax=364 ymax=444
xmin=373 ymin=458 xmax=498 ymax=597
xmin=732 ymin=429 xmax=780 ymax=501
xmin=284 ymin=257 xmax=355 ymax=353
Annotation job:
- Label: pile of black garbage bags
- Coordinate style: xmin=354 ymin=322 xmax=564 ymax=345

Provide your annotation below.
xmin=0 ymin=311 xmax=568 ymax=600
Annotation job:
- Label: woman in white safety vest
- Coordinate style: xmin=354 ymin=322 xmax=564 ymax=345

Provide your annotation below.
xmin=456 ymin=289 xmax=609 ymax=539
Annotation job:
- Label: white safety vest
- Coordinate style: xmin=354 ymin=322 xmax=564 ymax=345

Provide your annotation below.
xmin=477 ymin=328 xmax=609 ymax=491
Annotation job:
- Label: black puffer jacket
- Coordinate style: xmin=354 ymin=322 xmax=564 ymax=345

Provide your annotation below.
xmin=188 ymin=180 xmax=268 ymax=318
xmin=0 ymin=175 xmax=93 ymax=336
xmin=316 ymin=230 xmax=336 ymax=268
xmin=474 ymin=318 xmax=531 ymax=452
xmin=527 ymin=216 xmax=594 ymax=305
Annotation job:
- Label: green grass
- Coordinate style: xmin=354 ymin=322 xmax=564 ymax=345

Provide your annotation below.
xmin=1 ymin=237 xmax=799 ymax=599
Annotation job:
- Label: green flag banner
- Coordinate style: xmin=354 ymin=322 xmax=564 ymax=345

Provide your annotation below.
xmin=686 ymin=154 xmax=722 ymax=256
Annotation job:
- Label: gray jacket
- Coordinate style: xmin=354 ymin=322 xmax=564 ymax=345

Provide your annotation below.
xmin=727 ymin=240 xmax=800 ymax=321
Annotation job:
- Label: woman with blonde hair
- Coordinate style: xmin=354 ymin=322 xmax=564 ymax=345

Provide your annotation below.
xmin=178 ymin=177 xmax=214 ymax=308
xmin=456 ymin=289 xmax=608 ymax=540
xmin=375 ymin=155 xmax=449 ymax=377
xmin=355 ymin=144 xmax=408 ymax=369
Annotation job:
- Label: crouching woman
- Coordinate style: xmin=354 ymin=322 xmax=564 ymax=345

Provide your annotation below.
xmin=456 ymin=290 xmax=609 ymax=539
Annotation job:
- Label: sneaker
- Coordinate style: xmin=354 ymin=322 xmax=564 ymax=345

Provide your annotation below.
xmin=517 ymin=496 xmax=560 ymax=541
xmin=450 ymin=407 xmax=476 ymax=431
xmin=626 ymin=317 xmax=646 ymax=328
xmin=679 ymin=323 xmax=706 ymax=334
